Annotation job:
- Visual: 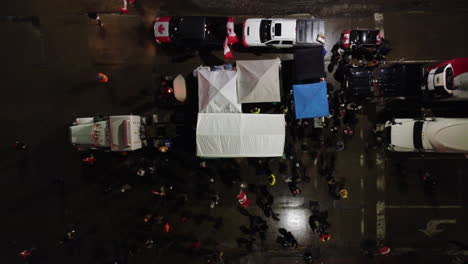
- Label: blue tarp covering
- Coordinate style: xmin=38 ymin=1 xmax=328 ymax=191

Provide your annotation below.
xmin=293 ymin=82 xmax=330 ymax=119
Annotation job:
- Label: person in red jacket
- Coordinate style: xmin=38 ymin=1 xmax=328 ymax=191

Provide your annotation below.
xmin=82 ymin=155 xmax=95 ymax=165
xmin=97 ymin=73 xmax=108 ymax=83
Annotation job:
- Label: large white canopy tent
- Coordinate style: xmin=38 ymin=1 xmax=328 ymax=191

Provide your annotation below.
xmin=196 ymin=113 xmax=285 ymax=157
xmin=236 ymin=58 xmax=282 ymax=103
xmin=197 ymin=68 xmax=242 ymax=113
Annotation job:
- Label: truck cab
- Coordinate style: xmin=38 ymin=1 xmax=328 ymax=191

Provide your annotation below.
xmin=70 ymin=115 xmax=144 ymax=152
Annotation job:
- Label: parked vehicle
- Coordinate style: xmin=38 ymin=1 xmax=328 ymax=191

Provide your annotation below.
xmin=341 ymin=29 xmax=382 ymax=50
xmin=154 ymin=16 xmax=228 ymax=49
xmin=343 ymin=63 xmax=424 ymax=100
xmin=70 ymin=115 xmax=145 ymax=151
xmin=383 ymin=118 xmax=468 ymax=153
xmin=425 ymin=58 xmax=468 ymax=99
xmin=328 ymin=29 xmax=390 ymax=75
xmin=242 ymin=18 xmax=325 ymax=48
xmin=344 ymin=58 xmax=468 ymax=101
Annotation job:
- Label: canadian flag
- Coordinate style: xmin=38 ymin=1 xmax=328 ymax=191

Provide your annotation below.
xmin=226 ymin=17 xmax=238 ymax=45
xmin=237 ymin=190 xmax=251 ymax=208
xmin=379 ymin=246 xmax=391 ymax=255
xmin=19 ymin=250 xmax=32 ymax=258
xmin=376 ymin=32 xmax=382 ymax=45
xmin=82 ymin=156 xmax=95 ymax=165
xmin=120 ymin=0 xmax=129 ymax=14
xmin=223 ymin=38 xmax=234 ymax=60
xmin=342 ymin=30 xmax=351 ymax=49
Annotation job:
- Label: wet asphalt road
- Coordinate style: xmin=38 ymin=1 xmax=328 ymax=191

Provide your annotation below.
xmin=1 ymin=1 xmax=468 ymax=264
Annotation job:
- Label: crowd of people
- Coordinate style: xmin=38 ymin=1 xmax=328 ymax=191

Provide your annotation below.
xmin=11 ymin=30 xmax=397 ymax=264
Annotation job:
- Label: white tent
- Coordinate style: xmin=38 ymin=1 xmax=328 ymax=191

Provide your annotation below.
xmin=198 ymin=68 xmax=241 ymax=113
xmin=196 ymin=113 xmax=285 ymax=157
xmin=237 ymin=58 xmax=281 ymax=103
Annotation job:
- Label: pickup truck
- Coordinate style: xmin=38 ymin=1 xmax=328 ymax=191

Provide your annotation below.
xmin=242 ymin=18 xmax=325 ymax=48
xmin=154 ymin=16 xmax=228 ymax=49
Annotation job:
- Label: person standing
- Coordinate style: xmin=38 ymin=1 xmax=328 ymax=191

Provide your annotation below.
xmin=97 ymin=73 xmax=109 ymax=83
xmin=286 ymin=232 xmax=298 ymax=248
xmin=87 ymin=12 xmax=103 ymax=26
xmin=14 ymin=141 xmax=28 ymax=150
xmin=82 ymin=154 xmax=95 ymax=165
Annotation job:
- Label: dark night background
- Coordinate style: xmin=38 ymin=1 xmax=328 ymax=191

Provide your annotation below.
xmin=1 ymin=0 xmax=468 ymax=263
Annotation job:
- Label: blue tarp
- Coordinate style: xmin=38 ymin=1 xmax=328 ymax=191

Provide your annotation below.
xmin=293 ymin=82 xmax=330 ymax=119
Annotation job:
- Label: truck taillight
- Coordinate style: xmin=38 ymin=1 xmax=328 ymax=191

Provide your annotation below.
xmin=242 ymin=20 xmax=249 ymax=47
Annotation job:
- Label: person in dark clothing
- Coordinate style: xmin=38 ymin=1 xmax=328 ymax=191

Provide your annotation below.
xmin=285 ymin=232 xmax=298 ymax=248
xmin=14 ymin=141 xmax=28 ymax=150
xmin=276 ymin=235 xmax=288 ymax=248
xmin=87 ymin=12 xmax=103 ymax=26
xmin=288 ymin=182 xmax=301 ymax=196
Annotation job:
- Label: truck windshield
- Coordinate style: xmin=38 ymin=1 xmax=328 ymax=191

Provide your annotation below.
xmin=169 ymin=17 xmax=181 ymax=39
xmin=260 ymin=20 xmax=272 ymax=43
xmin=446 ymin=67 xmax=454 ymax=90
xmin=413 ymin=121 xmax=424 ymax=150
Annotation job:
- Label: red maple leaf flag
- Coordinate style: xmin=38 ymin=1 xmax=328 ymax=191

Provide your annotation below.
xmin=226 ymin=17 xmax=238 ymax=45
xmin=223 ymin=38 xmax=234 ymax=60
xmin=155 ymin=17 xmax=171 ymax=42
xmin=342 ymin=30 xmax=351 ymax=48
xmin=158 ymin=24 xmax=165 ymax=34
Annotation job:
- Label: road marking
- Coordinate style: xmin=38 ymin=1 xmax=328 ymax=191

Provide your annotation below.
xmin=419 ymin=219 xmax=457 ymax=237
xmin=386 ymin=60 xmax=440 ymax=64
xmin=360 ymin=177 xmax=364 ymax=190
xmin=374 ymin=12 xmax=384 ymax=38
xmin=386 ymin=205 xmax=463 ymax=209
xmin=392 ymin=248 xmax=468 ymax=256
xmin=376 ymin=173 xmax=385 ymax=192
xmin=361 ymin=207 xmax=365 ymax=236
xmin=360 ymin=153 xmax=365 ymax=168
xmin=457 ymin=169 xmax=463 ymax=203
xmin=376 ymin=201 xmax=386 ymax=241
xmin=360 ymin=128 xmax=364 ymax=140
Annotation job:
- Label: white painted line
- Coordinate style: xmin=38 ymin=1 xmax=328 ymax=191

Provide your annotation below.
xmin=360 ymin=177 xmax=364 ymax=190
xmin=360 ymin=128 xmax=364 ymax=140
xmin=457 ymin=169 xmax=463 ymax=203
xmin=376 ymin=201 xmax=386 ymax=242
xmin=419 ymin=219 xmax=457 ymax=237
xmin=360 ymin=153 xmax=365 ymax=168
xmin=376 ymin=173 xmax=385 ymax=192
xmin=361 ymin=207 xmax=365 ymax=236
xmin=392 ymin=248 xmax=468 ymax=256
xmin=387 ymin=60 xmax=439 ymax=64
xmin=386 ymin=205 xmax=463 ymax=209
xmin=374 ymin=12 xmax=385 ymax=38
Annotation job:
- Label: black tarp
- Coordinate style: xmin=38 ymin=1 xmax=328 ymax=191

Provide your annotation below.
xmin=293 ymin=47 xmax=325 ymax=83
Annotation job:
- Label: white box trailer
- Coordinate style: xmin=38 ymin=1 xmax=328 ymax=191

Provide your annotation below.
xmin=70 ymin=115 xmax=144 ymax=151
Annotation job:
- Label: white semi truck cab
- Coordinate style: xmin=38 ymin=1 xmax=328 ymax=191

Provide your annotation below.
xmin=70 ymin=115 xmax=144 ymax=151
